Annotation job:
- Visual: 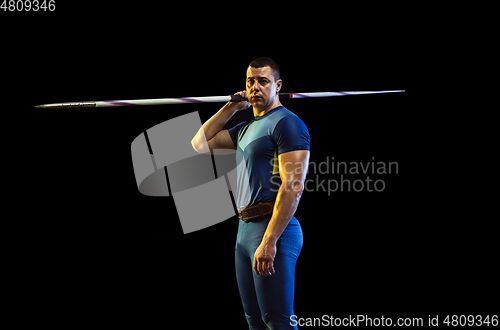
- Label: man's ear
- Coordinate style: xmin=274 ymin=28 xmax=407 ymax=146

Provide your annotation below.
xmin=276 ymin=79 xmax=282 ymax=94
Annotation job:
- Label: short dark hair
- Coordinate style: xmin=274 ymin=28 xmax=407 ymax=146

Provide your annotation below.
xmin=248 ymin=57 xmax=280 ymax=80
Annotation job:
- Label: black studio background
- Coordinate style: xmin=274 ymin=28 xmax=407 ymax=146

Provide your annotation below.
xmin=4 ymin=3 xmax=495 ymax=328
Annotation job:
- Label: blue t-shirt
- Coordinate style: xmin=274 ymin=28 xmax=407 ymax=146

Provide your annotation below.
xmin=228 ymin=106 xmax=310 ymax=208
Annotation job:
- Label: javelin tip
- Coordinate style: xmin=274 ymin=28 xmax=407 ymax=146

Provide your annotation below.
xmin=34 ymin=102 xmax=96 ymax=109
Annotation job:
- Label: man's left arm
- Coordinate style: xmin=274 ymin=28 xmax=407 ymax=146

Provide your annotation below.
xmin=253 ymin=150 xmax=310 ymax=276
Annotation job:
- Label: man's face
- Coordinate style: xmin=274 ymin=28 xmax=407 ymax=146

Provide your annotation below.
xmin=246 ymin=66 xmax=282 ymax=111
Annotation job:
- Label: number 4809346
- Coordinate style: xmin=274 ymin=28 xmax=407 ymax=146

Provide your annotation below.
xmin=1 ymin=0 xmax=56 ymax=11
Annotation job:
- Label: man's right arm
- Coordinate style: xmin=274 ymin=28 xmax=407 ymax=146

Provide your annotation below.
xmin=191 ymin=91 xmax=250 ymax=153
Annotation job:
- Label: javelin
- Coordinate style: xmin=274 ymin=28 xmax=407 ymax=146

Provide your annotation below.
xmin=34 ymin=90 xmax=404 ymax=109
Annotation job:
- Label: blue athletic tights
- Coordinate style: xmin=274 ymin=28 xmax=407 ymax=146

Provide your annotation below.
xmin=235 ymin=215 xmax=303 ymax=330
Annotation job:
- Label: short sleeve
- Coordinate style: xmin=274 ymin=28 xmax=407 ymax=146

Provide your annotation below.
xmin=227 ymin=121 xmax=247 ymax=147
xmin=273 ymin=115 xmax=310 ymax=155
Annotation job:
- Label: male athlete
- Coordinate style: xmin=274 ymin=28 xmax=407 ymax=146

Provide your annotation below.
xmin=191 ymin=57 xmax=310 ymax=329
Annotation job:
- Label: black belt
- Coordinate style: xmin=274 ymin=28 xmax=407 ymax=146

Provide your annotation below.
xmin=237 ymin=202 xmax=275 ymax=223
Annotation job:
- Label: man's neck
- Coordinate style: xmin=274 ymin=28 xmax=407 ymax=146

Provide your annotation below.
xmin=253 ymin=98 xmax=283 ymax=118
